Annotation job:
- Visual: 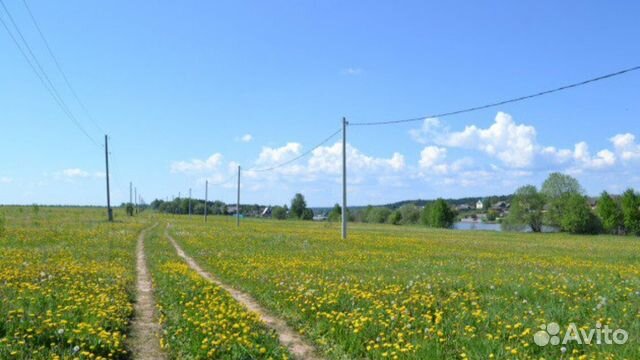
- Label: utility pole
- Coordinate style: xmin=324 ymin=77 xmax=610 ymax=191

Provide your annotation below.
xmin=204 ymin=180 xmax=208 ymax=222
xmin=134 ymin=187 xmax=138 ymax=214
xmin=342 ymin=117 xmax=348 ymax=239
xmin=129 ymin=182 xmax=133 ymax=204
xmin=236 ymin=165 xmax=241 ymax=227
xmin=104 ymin=134 xmax=113 ymax=222
xmin=189 ymin=188 xmax=192 ymax=217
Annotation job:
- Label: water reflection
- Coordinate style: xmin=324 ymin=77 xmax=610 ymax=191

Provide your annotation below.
xmin=453 ymin=221 xmax=558 ymax=232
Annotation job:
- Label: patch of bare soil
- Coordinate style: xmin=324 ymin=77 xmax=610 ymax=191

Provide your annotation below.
xmin=129 ymin=224 xmax=167 ymax=360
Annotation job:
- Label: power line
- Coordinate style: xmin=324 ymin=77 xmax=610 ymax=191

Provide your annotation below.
xmin=21 ymin=0 xmax=104 ymax=134
xmin=0 ymin=0 xmax=100 ymax=147
xmin=247 ymin=128 xmax=342 ymax=172
xmin=349 ymin=65 xmax=640 ymax=126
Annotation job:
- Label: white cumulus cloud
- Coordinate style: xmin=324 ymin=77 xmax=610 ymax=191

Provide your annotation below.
xmin=308 ymin=142 xmax=405 ymax=174
xmin=256 ymin=143 xmax=302 ymax=165
xmin=540 ymin=146 xmax=574 ymax=164
xmin=572 ymin=142 xmax=616 ymax=170
xmin=171 ymin=153 xmax=223 ymax=173
xmin=418 ymin=146 xmax=471 ymax=175
xmin=443 ymin=112 xmax=536 ymax=168
xmin=419 ymin=146 xmax=446 ymax=168
xmin=409 ymin=118 xmax=444 ymax=144
xmin=410 ymin=112 xmax=537 ymax=168
xmin=610 ymin=133 xmax=640 ymax=161
xmin=409 ymin=112 xmax=630 ymax=174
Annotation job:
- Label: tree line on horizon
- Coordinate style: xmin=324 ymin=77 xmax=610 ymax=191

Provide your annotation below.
xmin=503 ymin=172 xmax=640 ymax=235
xmin=144 ymin=172 xmax=640 ymax=236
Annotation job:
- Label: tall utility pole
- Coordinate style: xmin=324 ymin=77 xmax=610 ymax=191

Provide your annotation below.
xmin=129 ymin=182 xmax=133 ymax=205
xmin=236 ymin=165 xmax=241 ymax=227
xmin=342 ymin=117 xmax=348 ymax=239
xmin=104 ymin=135 xmax=113 ymax=222
xmin=188 ymin=188 xmax=192 ymax=217
xmin=204 ymin=180 xmax=208 ymax=222
xmin=134 ymin=187 xmax=138 ymax=214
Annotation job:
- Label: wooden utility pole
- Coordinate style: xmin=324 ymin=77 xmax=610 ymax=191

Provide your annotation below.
xmin=236 ymin=165 xmax=241 ymax=227
xmin=104 ymin=134 xmax=113 ymax=222
xmin=204 ymin=180 xmax=208 ymax=222
xmin=342 ymin=117 xmax=347 ymax=239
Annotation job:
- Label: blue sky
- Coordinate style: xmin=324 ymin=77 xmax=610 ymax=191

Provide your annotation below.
xmin=1 ymin=0 xmax=639 ymax=206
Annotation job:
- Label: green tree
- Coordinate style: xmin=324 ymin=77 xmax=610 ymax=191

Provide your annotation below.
xmin=503 ymin=185 xmax=545 ymax=232
xmin=541 ymin=172 xmax=584 ymax=198
xmin=560 ymin=193 xmax=600 ymax=234
xmin=328 ymin=204 xmax=341 ymax=222
xmin=388 ymin=210 xmax=402 ymax=225
xmin=179 ymin=199 xmax=189 ymax=214
xmin=483 ymin=198 xmax=493 ymax=210
xmin=356 ymin=206 xmax=373 ymax=223
xmin=399 ymin=204 xmax=420 ymax=224
xmin=290 ymin=193 xmax=307 ymax=219
xmin=271 ymin=206 xmax=287 ymax=220
xmin=621 ymin=189 xmax=640 ymax=235
xmin=541 ymin=172 xmax=584 ymax=226
xmin=422 ymin=199 xmax=455 ymax=228
xmin=486 ymin=209 xmax=498 ymax=222
xmin=597 ymin=191 xmax=623 ymax=234
xmin=366 ymin=207 xmax=392 ymax=224
xmin=302 ymin=208 xmax=314 ymax=220
xmin=193 ymin=203 xmax=205 ymax=215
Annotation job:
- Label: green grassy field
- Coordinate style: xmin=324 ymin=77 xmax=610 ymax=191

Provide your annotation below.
xmin=167 ymin=215 xmax=640 ymax=359
xmin=144 ymin=225 xmax=290 ymax=359
xmin=0 ymin=207 xmax=144 ymax=359
xmin=0 ymin=208 xmax=638 ymax=359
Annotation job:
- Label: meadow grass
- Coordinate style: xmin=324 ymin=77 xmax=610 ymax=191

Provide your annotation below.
xmin=144 ymin=225 xmax=290 ymax=359
xmin=0 ymin=207 xmax=145 ymax=359
xmin=167 ymin=215 xmax=640 ymax=359
xmin=1 ymin=207 xmax=638 ymax=359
